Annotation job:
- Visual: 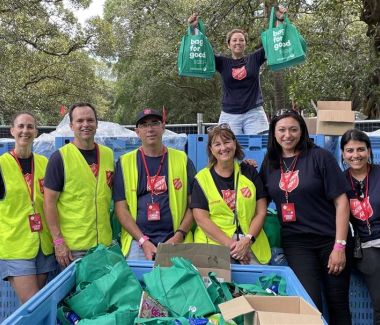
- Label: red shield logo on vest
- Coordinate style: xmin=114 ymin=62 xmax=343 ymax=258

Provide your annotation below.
xmin=106 ymin=170 xmax=114 ymax=189
xmin=350 ymin=197 xmax=373 ymax=221
xmin=240 ymin=187 xmax=252 ymax=198
xmin=232 ymin=66 xmax=247 ymax=80
xmin=279 ymin=170 xmax=299 ymax=192
xmin=222 ymin=189 xmax=236 ymax=210
xmin=38 ymin=178 xmax=44 ymax=194
xmin=24 ymin=173 xmax=33 ymax=190
xmin=147 ymin=176 xmax=167 ymax=194
xmin=173 ymin=178 xmax=182 ymax=190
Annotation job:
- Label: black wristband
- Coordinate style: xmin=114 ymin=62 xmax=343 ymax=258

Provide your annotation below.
xmin=175 ymin=229 xmax=187 ymax=239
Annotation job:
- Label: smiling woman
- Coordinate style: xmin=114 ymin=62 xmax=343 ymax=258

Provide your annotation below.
xmin=190 ymin=124 xmax=271 ymax=265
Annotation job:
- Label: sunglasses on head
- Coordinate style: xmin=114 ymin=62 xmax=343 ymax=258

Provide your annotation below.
xmin=274 ymin=109 xmax=300 ymax=117
xmin=207 ymin=123 xmax=231 ymax=134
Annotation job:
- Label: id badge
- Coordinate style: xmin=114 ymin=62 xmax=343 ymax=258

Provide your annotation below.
xmin=281 ymin=203 xmax=296 ymax=222
xmin=147 ymin=202 xmax=160 ymax=221
xmin=28 ymin=213 xmax=43 ymax=232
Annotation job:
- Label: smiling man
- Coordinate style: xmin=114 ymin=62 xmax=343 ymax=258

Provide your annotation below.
xmin=44 ymin=103 xmax=114 ymax=268
xmin=113 ymin=108 xmax=195 ymax=260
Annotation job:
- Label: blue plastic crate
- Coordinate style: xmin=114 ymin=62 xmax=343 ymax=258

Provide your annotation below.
xmin=369 ymin=136 xmax=380 ymax=164
xmin=0 ymin=142 xmax=15 ymax=155
xmin=350 ymin=270 xmax=373 ymax=325
xmin=3 ymin=260 xmax=319 ymax=324
xmin=0 ymin=281 xmax=19 ymax=322
xmin=54 ymin=137 xmax=73 ymax=149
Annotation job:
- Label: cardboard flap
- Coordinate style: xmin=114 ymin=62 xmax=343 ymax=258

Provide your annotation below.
xmin=219 ymin=296 xmax=255 ymax=321
xmin=154 ymin=243 xmax=231 ymax=281
xmin=318 ymin=110 xmax=355 ymax=123
xmin=317 ymin=101 xmax=352 ymax=111
xmin=257 ymin=311 xmax=323 ymax=324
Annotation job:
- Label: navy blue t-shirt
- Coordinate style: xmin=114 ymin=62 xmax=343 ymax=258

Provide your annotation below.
xmin=0 ymin=154 xmax=32 ymax=199
xmin=260 ymin=147 xmax=350 ymax=238
xmin=215 ymin=47 xmax=266 ymax=114
xmin=344 ymin=165 xmax=380 ymax=243
xmin=113 ymin=151 xmax=196 ymax=246
xmin=44 ymin=148 xmax=97 ymax=192
xmin=190 ymin=162 xmax=266 ymax=210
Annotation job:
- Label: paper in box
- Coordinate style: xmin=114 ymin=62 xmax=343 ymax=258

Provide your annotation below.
xmin=219 ymin=295 xmax=323 ymax=325
xmin=316 ymin=101 xmax=354 ymax=135
xmin=154 ymin=243 xmax=231 ymax=283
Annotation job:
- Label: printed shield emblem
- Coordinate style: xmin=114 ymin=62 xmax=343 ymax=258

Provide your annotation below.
xmin=106 ymin=170 xmax=114 ymax=188
xmin=279 ymin=170 xmax=299 ymax=192
xmin=240 ymin=187 xmax=252 ymax=198
xmin=38 ymin=178 xmax=44 ymax=194
xmin=349 ymin=197 xmax=373 ymax=221
xmin=173 ymin=178 xmax=183 ymax=190
xmin=232 ymin=66 xmax=247 ymax=80
xmin=222 ymin=189 xmax=236 ymax=210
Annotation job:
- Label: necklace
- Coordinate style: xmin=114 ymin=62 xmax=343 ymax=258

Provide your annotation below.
xmin=282 ymin=156 xmax=298 ymax=172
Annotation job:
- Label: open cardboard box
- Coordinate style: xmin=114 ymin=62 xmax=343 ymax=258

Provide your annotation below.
xmin=219 ymin=295 xmax=323 ymax=325
xmin=316 ymin=101 xmax=354 ymax=135
xmin=154 ymin=243 xmax=231 ymax=282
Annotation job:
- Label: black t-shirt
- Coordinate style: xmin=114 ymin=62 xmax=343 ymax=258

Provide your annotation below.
xmin=44 ymin=148 xmax=97 ymax=192
xmin=215 ymin=48 xmax=266 ymax=114
xmin=260 ymin=147 xmax=350 ymax=238
xmin=190 ymin=162 xmax=266 ymax=211
xmin=0 ymin=153 xmax=32 ymax=199
xmin=344 ymin=165 xmax=380 ymax=243
xmin=113 ymin=151 xmax=196 ymax=246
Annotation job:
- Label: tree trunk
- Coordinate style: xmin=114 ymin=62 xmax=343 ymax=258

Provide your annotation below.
xmin=361 ymin=0 xmax=380 ymax=119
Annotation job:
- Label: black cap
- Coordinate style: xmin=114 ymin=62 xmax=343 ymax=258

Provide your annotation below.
xmin=135 ymin=108 xmax=163 ymax=126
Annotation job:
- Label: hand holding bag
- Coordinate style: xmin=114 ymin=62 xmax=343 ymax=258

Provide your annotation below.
xmin=177 ymin=19 xmax=215 ymax=79
xmin=261 ymin=7 xmax=307 ymax=71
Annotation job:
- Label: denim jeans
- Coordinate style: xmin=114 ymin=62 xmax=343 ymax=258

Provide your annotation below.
xmin=218 ymin=106 xmax=269 ymax=135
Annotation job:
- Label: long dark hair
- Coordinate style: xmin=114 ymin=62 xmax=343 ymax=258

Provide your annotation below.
xmin=264 ymin=110 xmax=315 ymax=170
xmin=340 ymin=129 xmax=373 ymax=165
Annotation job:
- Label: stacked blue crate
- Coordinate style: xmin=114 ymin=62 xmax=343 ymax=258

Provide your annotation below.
xmin=0 ymin=142 xmax=15 ymax=155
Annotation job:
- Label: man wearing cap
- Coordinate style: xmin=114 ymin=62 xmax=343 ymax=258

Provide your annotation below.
xmin=44 ymin=103 xmax=114 ymax=267
xmin=113 ymin=108 xmax=195 ymax=260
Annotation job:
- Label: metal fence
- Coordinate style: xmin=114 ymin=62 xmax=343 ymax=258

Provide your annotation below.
xmin=1 ymin=119 xmax=380 ymax=139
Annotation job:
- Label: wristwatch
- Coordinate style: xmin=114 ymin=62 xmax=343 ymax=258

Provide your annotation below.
xmin=245 ymin=234 xmax=256 ymax=243
xmin=335 ymin=239 xmax=347 ymax=246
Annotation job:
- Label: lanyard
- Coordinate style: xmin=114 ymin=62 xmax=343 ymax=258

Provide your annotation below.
xmin=279 ymin=155 xmax=299 ymax=203
xmin=233 ymin=171 xmax=240 ymax=228
xmin=91 ymin=143 xmax=100 ymax=178
xmin=139 ymin=147 xmax=166 ymax=198
xmin=349 ymin=165 xmax=371 ymax=234
xmin=11 ymin=150 xmax=35 ymax=210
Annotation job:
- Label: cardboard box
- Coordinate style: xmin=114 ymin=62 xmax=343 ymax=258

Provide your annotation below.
xmin=316 ymin=101 xmax=354 ymax=135
xmin=219 ymin=295 xmax=323 ymax=325
xmin=154 ymin=243 xmax=231 ymax=282
xmin=304 ymin=117 xmax=317 ymax=134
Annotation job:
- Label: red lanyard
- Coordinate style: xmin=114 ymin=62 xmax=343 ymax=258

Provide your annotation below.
xmin=139 ymin=147 xmax=166 ymax=196
xmin=349 ymin=165 xmax=370 ymax=220
xmin=11 ymin=150 xmax=35 ymax=207
xmin=92 ymin=143 xmax=100 ymax=178
xmin=280 ymin=155 xmax=299 ymax=202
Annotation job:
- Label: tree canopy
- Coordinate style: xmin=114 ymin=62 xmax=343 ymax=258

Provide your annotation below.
xmin=0 ymin=0 xmax=378 ymax=125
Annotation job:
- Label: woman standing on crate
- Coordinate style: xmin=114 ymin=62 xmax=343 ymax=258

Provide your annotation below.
xmin=341 ymin=129 xmax=380 ymax=325
xmin=187 ymin=6 xmax=286 ymax=135
xmin=260 ymin=110 xmax=353 ymax=325
xmin=190 ymin=123 xmax=271 ymax=264
xmin=0 ymin=112 xmax=55 ymax=304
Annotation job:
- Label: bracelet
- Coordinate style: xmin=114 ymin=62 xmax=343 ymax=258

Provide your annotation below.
xmin=175 ymin=229 xmax=187 ymax=239
xmin=333 ymin=243 xmax=346 ymax=251
xmin=53 ymin=238 xmax=65 ymax=246
xmin=138 ymin=235 xmax=149 ymax=248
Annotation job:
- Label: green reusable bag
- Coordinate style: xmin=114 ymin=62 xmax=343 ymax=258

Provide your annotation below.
xmin=75 ymin=243 xmax=125 ymax=286
xmin=261 ymin=7 xmax=307 ymax=71
xmin=177 ymin=19 xmax=215 ymax=79
xmin=134 ymin=317 xmax=190 ymax=324
xmin=66 ymin=260 xmax=142 ymax=319
xmin=263 ymin=208 xmax=282 ymax=248
xmin=143 ymin=257 xmax=216 ymax=317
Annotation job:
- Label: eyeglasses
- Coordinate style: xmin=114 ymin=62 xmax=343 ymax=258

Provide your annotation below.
xmin=207 ymin=123 xmax=231 ymax=133
xmin=138 ymin=120 xmax=162 ymax=129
